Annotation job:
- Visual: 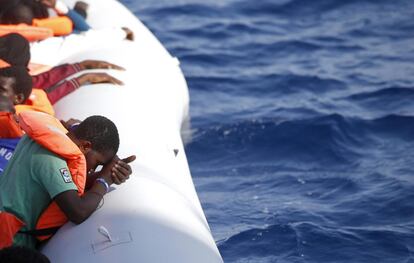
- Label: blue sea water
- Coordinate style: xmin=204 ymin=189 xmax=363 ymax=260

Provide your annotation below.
xmin=121 ymin=0 xmax=414 ymax=262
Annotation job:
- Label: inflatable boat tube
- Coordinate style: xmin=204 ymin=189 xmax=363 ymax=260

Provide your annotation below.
xmin=29 ymin=0 xmax=223 ymax=262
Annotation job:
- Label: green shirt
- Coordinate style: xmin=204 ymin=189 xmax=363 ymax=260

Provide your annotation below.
xmin=0 ymin=135 xmax=77 ymax=248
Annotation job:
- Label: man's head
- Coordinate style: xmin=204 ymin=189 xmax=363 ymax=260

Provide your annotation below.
xmin=71 ymin=116 xmax=120 ymax=173
xmin=0 ymin=1 xmax=34 ymax=25
xmin=0 ymin=33 xmax=31 ymax=67
xmin=0 ymin=66 xmax=33 ymax=104
xmin=22 ymin=0 xmax=49 ymax=19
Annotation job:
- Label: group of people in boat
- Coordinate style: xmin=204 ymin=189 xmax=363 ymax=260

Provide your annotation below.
xmin=0 ymin=0 xmax=136 ymax=260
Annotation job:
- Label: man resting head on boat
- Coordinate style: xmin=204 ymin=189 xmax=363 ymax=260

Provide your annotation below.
xmin=0 ymin=112 xmax=136 ymax=249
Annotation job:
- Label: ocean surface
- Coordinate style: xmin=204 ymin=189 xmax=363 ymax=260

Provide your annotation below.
xmin=121 ymin=0 xmax=414 ymax=262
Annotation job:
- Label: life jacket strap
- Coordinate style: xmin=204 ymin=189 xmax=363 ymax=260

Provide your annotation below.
xmin=19 ymin=226 xmax=60 ymax=237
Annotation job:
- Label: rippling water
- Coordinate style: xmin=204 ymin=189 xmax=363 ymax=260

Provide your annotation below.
xmin=121 ymin=0 xmax=414 ymax=262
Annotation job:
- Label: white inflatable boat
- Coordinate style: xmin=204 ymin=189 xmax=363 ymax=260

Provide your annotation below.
xmin=29 ymin=0 xmax=223 ymax=262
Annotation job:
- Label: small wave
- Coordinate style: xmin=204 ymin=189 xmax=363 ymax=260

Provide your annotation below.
xmin=218 ymin=224 xmax=300 ymax=261
xmin=230 ymin=0 xmax=395 ymax=18
xmin=187 ymin=114 xmax=414 ymax=170
xmin=343 ymin=87 xmax=414 ymax=115
xmin=172 ymin=21 xmax=270 ymax=40
xmin=141 ymin=3 xmax=224 ymax=18
xmin=219 ymin=222 xmax=412 ymax=262
xmin=187 ymin=73 xmax=347 ymax=95
xmin=348 ymin=87 xmax=414 ymax=101
xmin=290 ymin=222 xmax=412 ymax=263
xmin=187 ymin=114 xmax=363 ymax=169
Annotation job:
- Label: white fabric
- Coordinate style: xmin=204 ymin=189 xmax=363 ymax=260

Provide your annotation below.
xmin=54 ymin=1 xmax=70 ymax=15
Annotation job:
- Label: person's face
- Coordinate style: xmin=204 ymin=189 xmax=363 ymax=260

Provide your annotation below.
xmin=84 ymin=149 xmax=114 ymax=174
xmin=0 ymin=77 xmax=15 ymax=102
xmin=0 ymin=95 xmax=15 ymax=113
xmin=71 ymin=137 xmax=115 ymax=174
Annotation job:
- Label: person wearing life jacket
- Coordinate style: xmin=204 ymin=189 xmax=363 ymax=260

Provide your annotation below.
xmin=0 ymin=0 xmax=90 ymax=40
xmin=33 ymin=0 xmax=91 ymax=33
xmin=0 ymin=0 xmax=53 ymax=41
xmin=0 ymin=33 xmax=125 ymax=114
xmin=0 ymin=66 xmax=48 ymax=116
xmin=0 ymin=63 xmax=121 ymax=174
xmin=0 ymin=111 xmax=136 ymax=249
xmin=0 ymin=75 xmax=24 ymax=174
xmin=0 ymin=66 xmax=34 ymax=106
xmin=0 ymin=94 xmax=23 ymax=174
xmin=0 ymin=93 xmax=22 ymax=138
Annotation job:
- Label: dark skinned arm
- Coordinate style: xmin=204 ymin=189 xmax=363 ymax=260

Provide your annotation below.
xmin=85 ymin=155 xmax=136 ymax=190
xmin=76 ymin=72 xmax=124 ymax=86
xmin=78 ymin=60 xmax=125 ymax=71
xmin=54 ymin=182 xmax=107 ymax=224
xmin=54 ymin=155 xmax=136 ymax=224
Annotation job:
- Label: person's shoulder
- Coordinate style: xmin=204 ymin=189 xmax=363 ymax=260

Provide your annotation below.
xmin=31 ymin=145 xmax=69 ymax=180
xmin=28 ymin=138 xmax=66 ymax=165
xmin=34 ymin=146 xmax=66 ymax=163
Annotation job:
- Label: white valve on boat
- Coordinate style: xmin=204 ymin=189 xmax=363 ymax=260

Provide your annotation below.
xmin=98 ymin=226 xmax=113 ymax=242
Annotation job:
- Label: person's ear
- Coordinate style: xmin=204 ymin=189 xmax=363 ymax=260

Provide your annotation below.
xmin=13 ymin=93 xmax=25 ymax=105
xmin=79 ymin=140 xmax=92 ymax=154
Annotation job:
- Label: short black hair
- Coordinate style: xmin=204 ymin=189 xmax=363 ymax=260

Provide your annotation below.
xmin=73 ymin=115 xmax=120 ymax=155
xmin=0 ymin=246 xmax=50 ymax=263
xmin=0 ymin=2 xmax=34 ymax=25
xmin=0 ymin=66 xmax=32 ymax=102
xmin=0 ymin=33 xmax=30 ymax=66
xmin=22 ymin=0 xmax=49 ymax=19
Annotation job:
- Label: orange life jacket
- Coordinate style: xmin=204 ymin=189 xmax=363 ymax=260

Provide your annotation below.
xmin=0 ymin=59 xmax=10 ymax=68
xmin=0 ymin=24 xmax=53 ymax=42
xmin=0 ymin=211 xmax=25 ymax=248
xmin=15 ymin=89 xmax=55 ymax=116
xmin=0 ymin=111 xmax=86 ymax=247
xmin=0 ymin=112 xmax=23 ymax=138
xmin=33 ymin=17 xmax=73 ymax=36
xmin=0 ymin=112 xmax=23 ymax=248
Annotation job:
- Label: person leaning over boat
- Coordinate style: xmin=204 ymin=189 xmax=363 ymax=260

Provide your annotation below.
xmin=0 ymin=65 xmax=121 ymax=172
xmin=0 ymin=33 xmax=125 ymax=114
xmin=30 ymin=59 xmax=125 ymax=106
xmin=0 ymin=111 xmax=136 ymax=249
